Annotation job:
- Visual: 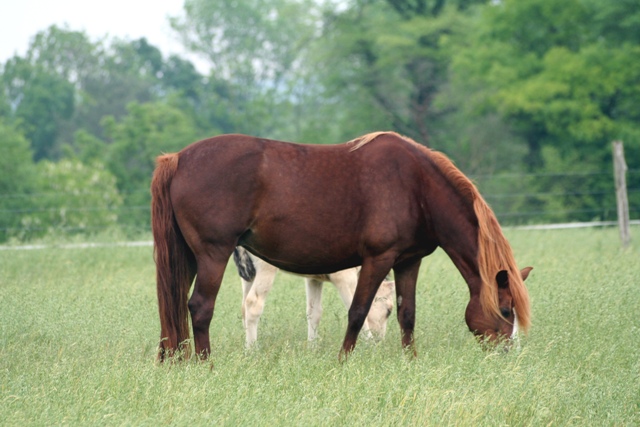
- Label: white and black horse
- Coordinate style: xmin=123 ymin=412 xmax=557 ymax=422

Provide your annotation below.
xmin=233 ymin=247 xmax=395 ymax=346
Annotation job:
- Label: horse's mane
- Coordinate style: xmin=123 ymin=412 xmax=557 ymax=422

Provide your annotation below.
xmin=349 ymin=132 xmax=531 ymax=331
xmin=348 ymin=131 xmax=391 ymax=152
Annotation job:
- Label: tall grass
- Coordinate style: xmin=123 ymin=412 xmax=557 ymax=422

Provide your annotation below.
xmin=1 ymin=227 xmax=638 ymax=425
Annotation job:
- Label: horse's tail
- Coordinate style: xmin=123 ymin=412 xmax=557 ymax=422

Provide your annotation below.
xmin=151 ymin=153 xmax=195 ymax=361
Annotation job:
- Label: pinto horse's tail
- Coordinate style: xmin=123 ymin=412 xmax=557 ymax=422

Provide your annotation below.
xmin=151 ymin=153 xmax=195 ymax=361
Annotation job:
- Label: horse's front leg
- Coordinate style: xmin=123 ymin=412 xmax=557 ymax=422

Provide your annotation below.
xmin=340 ymin=258 xmax=393 ymax=358
xmin=331 ymin=269 xmax=373 ymax=339
xmin=189 ymin=254 xmax=229 ymax=359
xmin=393 ymin=258 xmax=422 ymax=356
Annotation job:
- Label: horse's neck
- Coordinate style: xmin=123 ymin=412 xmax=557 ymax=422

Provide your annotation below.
xmin=439 ymin=234 xmax=481 ymax=294
xmin=429 ymin=194 xmax=482 ymax=294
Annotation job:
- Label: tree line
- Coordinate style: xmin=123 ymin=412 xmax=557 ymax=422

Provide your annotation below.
xmin=1 ymin=0 xmax=639 ymax=242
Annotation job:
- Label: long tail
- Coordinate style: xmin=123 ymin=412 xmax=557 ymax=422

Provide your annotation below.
xmin=151 ymin=153 xmax=195 ymax=361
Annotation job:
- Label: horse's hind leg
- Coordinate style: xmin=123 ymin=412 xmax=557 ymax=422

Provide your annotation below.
xmin=241 ymin=278 xmax=252 ymax=330
xmin=305 ymin=278 xmax=323 ymax=340
xmin=188 ymin=252 xmax=231 ymax=359
xmin=393 ymin=258 xmax=422 ymax=356
xmin=243 ymin=261 xmax=277 ymax=347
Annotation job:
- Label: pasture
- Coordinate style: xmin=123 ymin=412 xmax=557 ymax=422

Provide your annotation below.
xmin=1 ymin=227 xmax=638 ymax=425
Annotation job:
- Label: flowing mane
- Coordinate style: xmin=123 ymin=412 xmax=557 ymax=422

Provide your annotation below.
xmin=349 ymin=132 xmax=531 ymax=331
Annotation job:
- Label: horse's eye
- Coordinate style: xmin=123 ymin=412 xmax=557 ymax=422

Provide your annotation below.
xmin=500 ymin=308 xmax=511 ymax=318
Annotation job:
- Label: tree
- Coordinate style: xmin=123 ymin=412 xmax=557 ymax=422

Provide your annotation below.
xmin=452 ymin=0 xmax=640 ymax=163
xmin=170 ymin=0 xmax=320 ymax=139
xmin=0 ymin=119 xmax=38 ymax=241
xmin=1 ymin=56 xmax=75 ymax=160
xmin=450 ymin=0 xmax=640 ymax=221
xmin=319 ymin=0 xmax=490 ymax=145
xmin=1 ymin=26 xmax=208 ymax=162
xmin=102 ymin=101 xmax=203 ymax=232
xmin=20 ymin=160 xmax=123 ymax=239
xmin=162 ymin=54 xmax=205 ymax=102
xmin=0 ymin=25 xmax=104 ymax=160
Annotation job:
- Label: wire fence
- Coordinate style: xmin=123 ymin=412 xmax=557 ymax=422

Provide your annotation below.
xmin=472 ymin=169 xmax=640 ymax=225
xmin=1 ymin=169 xmax=639 ymax=242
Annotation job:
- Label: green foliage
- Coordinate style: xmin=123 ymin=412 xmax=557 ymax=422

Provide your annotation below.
xmin=1 ymin=26 xmax=102 ymax=160
xmin=173 ymin=0 xmax=315 ymax=85
xmin=103 ymin=101 xmax=202 ymax=231
xmin=450 ymin=0 xmax=640 ymax=221
xmin=18 ymin=159 xmax=122 ymax=240
xmin=2 ymin=57 xmax=75 ymax=160
xmin=582 ymin=0 xmax=640 ymax=45
xmin=486 ymin=0 xmax=589 ymax=56
xmin=171 ymin=0 xmax=319 ymax=139
xmin=0 ymin=120 xmax=36 ymax=194
xmin=0 ymin=228 xmax=638 ymax=424
xmin=0 ymin=120 xmax=38 ymax=241
xmin=0 ymin=117 xmax=123 ymax=242
xmin=1 ymin=0 xmax=639 ymax=237
xmin=495 ymin=44 xmax=640 ymax=153
xmin=0 ymin=25 xmax=208 ymax=160
xmin=320 ymin=1 xmax=473 ymax=143
xmin=453 ymin=0 xmax=640 ymax=156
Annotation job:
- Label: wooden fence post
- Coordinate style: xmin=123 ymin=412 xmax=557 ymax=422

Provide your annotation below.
xmin=612 ymin=141 xmax=631 ymax=247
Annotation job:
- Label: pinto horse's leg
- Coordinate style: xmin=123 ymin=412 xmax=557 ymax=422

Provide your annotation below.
xmin=305 ymin=278 xmax=323 ymax=341
xmin=341 ymin=258 xmax=394 ymax=357
xmin=243 ymin=262 xmax=277 ymax=347
xmin=241 ymin=277 xmax=252 ymax=331
xmin=188 ymin=253 xmax=230 ymax=359
xmin=393 ymin=258 xmax=422 ymax=356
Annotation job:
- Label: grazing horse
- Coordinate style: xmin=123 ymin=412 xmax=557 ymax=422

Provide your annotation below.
xmin=233 ymin=247 xmax=395 ymax=346
xmin=152 ymin=131 xmax=531 ymax=361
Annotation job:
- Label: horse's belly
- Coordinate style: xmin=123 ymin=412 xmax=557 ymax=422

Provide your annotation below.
xmin=239 ymin=229 xmax=361 ymax=275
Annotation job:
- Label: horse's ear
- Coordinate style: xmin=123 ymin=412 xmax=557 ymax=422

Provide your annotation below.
xmin=520 ymin=266 xmax=533 ymax=281
xmin=496 ymin=270 xmax=509 ymax=289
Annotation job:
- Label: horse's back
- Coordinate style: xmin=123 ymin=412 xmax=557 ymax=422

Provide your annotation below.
xmin=170 ymin=133 xmax=429 ymax=272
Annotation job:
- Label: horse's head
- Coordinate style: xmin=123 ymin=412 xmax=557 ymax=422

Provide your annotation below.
xmin=465 ymin=267 xmax=532 ymax=343
xmin=366 ymin=279 xmax=395 ymax=338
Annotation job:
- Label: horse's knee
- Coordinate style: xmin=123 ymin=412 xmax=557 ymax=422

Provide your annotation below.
xmin=188 ymin=294 xmax=213 ymax=330
xmin=244 ymin=293 xmax=265 ymax=321
xmin=187 ymin=294 xmax=202 ymax=317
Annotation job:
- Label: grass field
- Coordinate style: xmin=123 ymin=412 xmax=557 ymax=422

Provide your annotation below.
xmin=1 ymin=227 xmax=639 ymax=425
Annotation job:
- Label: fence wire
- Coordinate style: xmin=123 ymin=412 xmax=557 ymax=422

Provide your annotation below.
xmin=1 ymin=170 xmax=639 ymax=240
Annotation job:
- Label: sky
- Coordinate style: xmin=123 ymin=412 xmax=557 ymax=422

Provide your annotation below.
xmin=0 ymin=0 xmax=202 ymax=67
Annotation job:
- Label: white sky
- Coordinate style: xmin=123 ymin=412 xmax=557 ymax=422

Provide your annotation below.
xmin=0 ymin=0 xmax=204 ymax=68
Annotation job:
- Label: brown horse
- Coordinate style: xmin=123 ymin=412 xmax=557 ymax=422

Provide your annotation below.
xmin=151 ymin=131 xmax=531 ymax=361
